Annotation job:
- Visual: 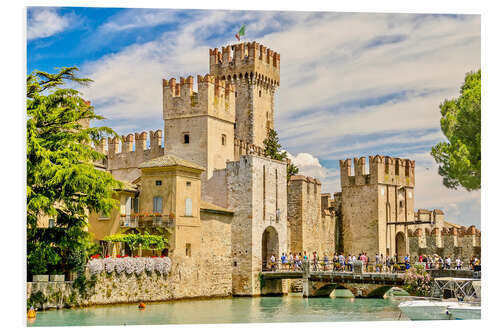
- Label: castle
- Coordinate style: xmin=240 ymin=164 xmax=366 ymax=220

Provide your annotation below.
xmin=83 ymin=41 xmax=480 ymax=298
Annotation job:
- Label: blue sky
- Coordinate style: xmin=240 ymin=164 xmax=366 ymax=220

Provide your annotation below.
xmin=27 ymin=7 xmax=481 ymax=227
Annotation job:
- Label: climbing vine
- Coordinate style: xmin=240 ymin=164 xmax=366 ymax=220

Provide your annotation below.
xmin=103 ymin=233 xmax=168 ymax=251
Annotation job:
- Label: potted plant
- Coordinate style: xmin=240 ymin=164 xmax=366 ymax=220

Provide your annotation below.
xmin=29 ymin=245 xmax=60 ymax=282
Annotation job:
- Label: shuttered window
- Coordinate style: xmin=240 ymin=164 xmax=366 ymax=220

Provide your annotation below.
xmin=185 ymin=198 xmax=192 ymax=216
xmin=153 ymin=196 xmax=163 ymax=213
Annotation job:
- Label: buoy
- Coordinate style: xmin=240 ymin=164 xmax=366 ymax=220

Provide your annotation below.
xmin=27 ymin=307 xmax=36 ymax=319
xmin=138 ymin=302 xmax=146 ymax=309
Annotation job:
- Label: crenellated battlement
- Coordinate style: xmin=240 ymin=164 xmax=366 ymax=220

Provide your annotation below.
xmin=408 ymin=225 xmax=481 ymax=259
xmin=234 ymin=139 xmax=266 ymax=160
xmin=97 ymin=130 xmax=164 ymax=173
xmin=339 ymin=155 xmax=415 ymax=187
xmin=209 ymin=41 xmax=280 ymax=87
xmin=163 ymin=74 xmax=235 ymax=124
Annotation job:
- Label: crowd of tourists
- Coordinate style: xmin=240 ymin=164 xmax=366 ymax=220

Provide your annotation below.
xmin=266 ymin=251 xmax=481 ymax=273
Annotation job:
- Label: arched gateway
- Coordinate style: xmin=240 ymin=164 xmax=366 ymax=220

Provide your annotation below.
xmin=261 ymin=226 xmax=279 ymax=271
xmin=395 ymin=232 xmax=406 ymax=262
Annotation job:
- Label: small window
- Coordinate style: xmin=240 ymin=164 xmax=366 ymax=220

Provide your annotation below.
xmin=185 ymin=198 xmax=192 ymax=216
xmin=153 ymin=196 xmax=163 ymax=213
xmin=235 ymin=92 xmax=237 ymax=97
xmin=48 ymin=218 xmax=55 ymax=228
xmin=155 ymin=180 xmax=162 ymax=186
xmin=186 ymin=181 xmax=191 ymax=187
xmin=183 ymin=134 xmax=190 ymax=144
xmin=221 ymin=134 xmax=226 ymax=146
xmin=399 ymin=201 xmax=403 ymax=208
xmin=185 ymin=243 xmax=192 ymax=257
xmin=259 ymin=90 xmax=262 ymax=97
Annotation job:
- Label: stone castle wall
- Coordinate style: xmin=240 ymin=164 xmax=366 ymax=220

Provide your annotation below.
xmin=408 ymin=226 xmax=481 ymax=260
xmin=97 ymin=130 xmax=164 ymax=182
xmin=27 ymin=210 xmax=232 ymax=309
xmin=287 ymin=175 xmax=335 ymax=256
xmin=226 ymin=155 xmax=288 ymax=296
xmin=209 ymin=42 xmax=279 ymax=147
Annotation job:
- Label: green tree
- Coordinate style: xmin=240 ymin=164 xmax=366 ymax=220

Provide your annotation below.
xmin=263 ymin=128 xmax=299 ymax=181
xmin=27 ymin=67 xmax=121 ymax=275
xmin=431 ymin=70 xmax=481 ymax=191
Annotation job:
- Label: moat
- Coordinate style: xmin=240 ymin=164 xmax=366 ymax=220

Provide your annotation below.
xmin=28 ymin=292 xmax=409 ymax=326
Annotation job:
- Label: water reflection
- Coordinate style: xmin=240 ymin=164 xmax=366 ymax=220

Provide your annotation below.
xmin=28 ymin=295 xmax=405 ymax=326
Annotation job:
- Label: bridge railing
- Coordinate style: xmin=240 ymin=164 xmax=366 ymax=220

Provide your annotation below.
xmin=262 ymin=260 xmax=477 ymax=273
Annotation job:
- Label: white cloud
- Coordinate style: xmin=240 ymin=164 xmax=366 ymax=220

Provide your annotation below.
xmin=286 ymin=151 xmax=328 ymax=179
xmin=27 ymin=7 xmax=72 ymax=40
xmin=99 ymin=9 xmax=181 ymax=32
xmin=79 ymin=10 xmax=480 ymax=227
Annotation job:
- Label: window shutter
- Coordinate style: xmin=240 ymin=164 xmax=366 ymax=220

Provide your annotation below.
xmin=185 ymin=198 xmax=192 ymax=216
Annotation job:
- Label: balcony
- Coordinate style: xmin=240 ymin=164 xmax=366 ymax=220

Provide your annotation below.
xmin=120 ymin=214 xmax=175 ymax=228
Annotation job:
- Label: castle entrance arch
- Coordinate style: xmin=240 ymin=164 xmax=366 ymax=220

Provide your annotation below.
xmin=262 ymin=226 xmax=279 ymax=271
xmin=395 ymin=232 xmax=406 ymax=262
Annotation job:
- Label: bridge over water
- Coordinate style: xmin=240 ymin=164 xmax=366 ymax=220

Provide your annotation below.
xmin=260 ymin=261 xmax=405 ymax=298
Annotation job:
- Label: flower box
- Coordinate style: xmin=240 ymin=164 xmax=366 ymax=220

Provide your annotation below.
xmin=49 ymin=274 xmax=65 ymax=282
xmin=32 ymin=274 xmax=49 ymax=282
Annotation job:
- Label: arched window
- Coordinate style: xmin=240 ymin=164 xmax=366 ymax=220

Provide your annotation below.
xmin=183 ymin=134 xmax=190 ymax=144
xmin=185 ymin=198 xmax=192 ymax=216
xmin=221 ymin=134 xmax=226 ymax=146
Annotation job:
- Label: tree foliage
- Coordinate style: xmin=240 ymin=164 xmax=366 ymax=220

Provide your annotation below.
xmin=263 ymin=128 xmax=299 ymax=181
xmin=27 ymin=67 xmax=121 ymax=275
xmin=103 ymin=233 xmax=168 ymax=251
xmin=431 ymin=70 xmax=481 ymax=191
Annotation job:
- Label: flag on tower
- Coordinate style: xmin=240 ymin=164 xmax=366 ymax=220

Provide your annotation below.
xmin=235 ymin=25 xmax=245 ymax=41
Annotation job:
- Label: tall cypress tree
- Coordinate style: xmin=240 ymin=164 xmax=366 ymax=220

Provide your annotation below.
xmin=263 ymin=128 xmax=299 ymax=181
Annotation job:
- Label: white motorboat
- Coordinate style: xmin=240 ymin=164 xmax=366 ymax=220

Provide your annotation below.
xmin=447 ymin=304 xmax=481 ymax=320
xmin=398 ymin=299 xmax=456 ymax=320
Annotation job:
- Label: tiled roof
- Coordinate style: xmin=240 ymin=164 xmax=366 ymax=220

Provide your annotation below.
xmin=200 ymin=201 xmax=234 ymax=215
xmin=139 ymin=154 xmax=205 ymax=171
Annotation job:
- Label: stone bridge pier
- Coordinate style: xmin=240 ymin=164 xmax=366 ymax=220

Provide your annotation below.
xmin=303 ymin=280 xmax=393 ymax=298
xmin=301 ymin=261 xmax=397 ymax=298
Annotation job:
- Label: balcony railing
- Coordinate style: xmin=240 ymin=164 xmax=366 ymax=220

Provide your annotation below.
xmin=120 ymin=215 xmax=175 ymax=228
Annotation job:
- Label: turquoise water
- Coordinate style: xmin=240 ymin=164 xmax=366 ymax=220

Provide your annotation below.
xmin=28 ymin=293 xmax=408 ymax=326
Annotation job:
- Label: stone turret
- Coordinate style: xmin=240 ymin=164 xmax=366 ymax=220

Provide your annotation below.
xmin=209 ymin=41 xmax=280 ymax=147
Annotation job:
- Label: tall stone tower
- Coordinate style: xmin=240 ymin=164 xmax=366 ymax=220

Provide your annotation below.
xmin=209 ymin=42 xmax=280 ymax=148
xmin=339 ymin=155 xmax=415 ymax=259
xmin=162 ymin=74 xmax=236 ymax=187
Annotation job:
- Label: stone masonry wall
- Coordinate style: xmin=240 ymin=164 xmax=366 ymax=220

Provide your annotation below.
xmin=28 ymin=209 xmax=233 ymax=309
xmin=227 ymin=155 xmax=288 ymax=296
xmin=287 ymin=176 xmax=335 ymax=257
xmin=408 ymin=226 xmax=481 ymax=260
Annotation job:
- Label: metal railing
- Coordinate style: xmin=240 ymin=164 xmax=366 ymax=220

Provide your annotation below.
xmin=120 ymin=215 xmax=175 ymax=228
xmin=262 ymin=260 xmax=478 ymax=273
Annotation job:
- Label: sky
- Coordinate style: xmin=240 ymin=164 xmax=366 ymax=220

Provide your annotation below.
xmin=26 ymin=7 xmax=481 ymax=228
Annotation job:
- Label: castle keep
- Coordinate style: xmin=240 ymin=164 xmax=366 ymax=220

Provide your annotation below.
xmin=74 ymin=41 xmax=479 ymax=300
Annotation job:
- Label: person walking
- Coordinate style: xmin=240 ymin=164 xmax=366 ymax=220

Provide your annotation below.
xmin=281 ymin=252 xmax=287 ymax=271
xmin=455 ymin=257 xmax=462 ymax=270
xmin=323 ymin=253 xmax=329 ymax=271
xmin=270 ymin=254 xmax=276 ymax=271
xmin=375 ymin=253 xmax=380 ymax=272
xmin=312 ymin=251 xmax=318 ymax=271
xmin=445 ymin=256 xmax=451 ymax=269
xmin=339 ymin=253 xmax=345 ymax=271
